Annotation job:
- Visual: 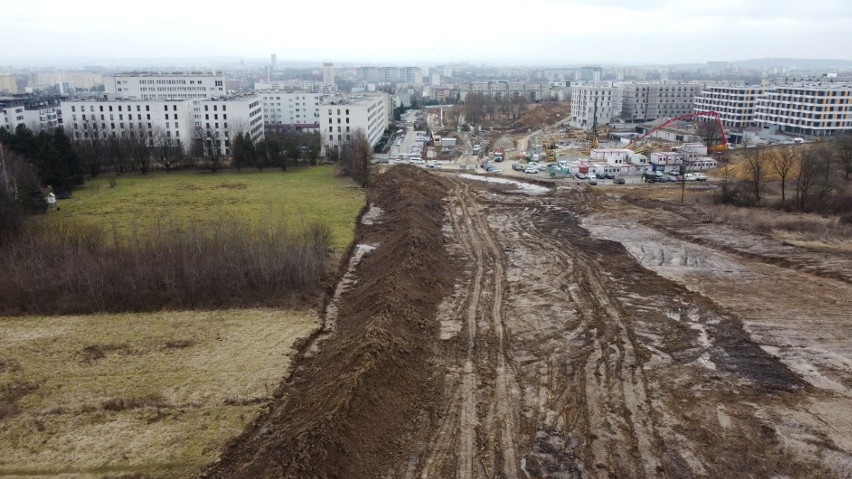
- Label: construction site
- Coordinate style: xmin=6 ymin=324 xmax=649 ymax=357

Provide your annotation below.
xmin=206 ymin=110 xmax=852 ymax=478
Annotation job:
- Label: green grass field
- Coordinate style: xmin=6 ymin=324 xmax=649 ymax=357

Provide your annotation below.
xmin=0 ymin=309 xmax=320 ymax=478
xmin=45 ymin=165 xmax=364 ymax=250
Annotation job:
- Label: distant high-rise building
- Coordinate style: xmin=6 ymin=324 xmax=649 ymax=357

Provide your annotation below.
xmin=322 ymin=63 xmax=335 ymax=88
xmin=0 ymin=74 xmax=17 ymax=94
xmin=580 ymin=66 xmax=603 ymax=82
xmin=271 ymin=53 xmax=277 ymax=70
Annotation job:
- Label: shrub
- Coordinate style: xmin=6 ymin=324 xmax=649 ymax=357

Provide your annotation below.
xmin=0 ymin=215 xmax=331 ymax=315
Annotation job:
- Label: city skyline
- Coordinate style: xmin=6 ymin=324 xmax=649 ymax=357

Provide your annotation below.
xmin=2 ymin=0 xmax=852 ymax=67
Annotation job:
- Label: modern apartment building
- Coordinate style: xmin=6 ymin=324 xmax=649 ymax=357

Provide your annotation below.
xmin=755 ymin=83 xmax=852 ymax=136
xmin=320 ymin=93 xmax=388 ymax=151
xmin=619 ymin=82 xmax=702 ymax=122
xmin=104 ymin=72 xmax=226 ymax=100
xmin=693 ymin=85 xmax=764 ymax=128
xmin=257 ymin=90 xmax=321 ymax=132
xmin=570 ymin=82 xmax=622 ymax=130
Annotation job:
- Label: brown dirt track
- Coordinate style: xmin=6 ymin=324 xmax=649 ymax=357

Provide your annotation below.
xmin=205 ymin=166 xmax=852 ymax=478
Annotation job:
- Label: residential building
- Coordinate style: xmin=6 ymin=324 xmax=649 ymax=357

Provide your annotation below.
xmin=104 ymin=71 xmax=226 ymax=100
xmin=570 ymin=82 xmax=622 ymax=130
xmin=1 ymin=95 xmax=63 ymax=131
xmin=755 ymin=83 xmax=852 ymax=137
xmin=255 ymin=80 xmax=324 ymax=93
xmin=0 ymin=74 xmax=16 ymax=94
xmin=61 ymin=94 xmax=263 ymax=156
xmin=320 ymin=93 xmax=388 ymax=152
xmin=31 ymin=72 xmax=103 ymax=90
xmin=61 ymin=98 xmax=194 ymax=150
xmin=357 ymin=67 xmax=422 ymax=85
xmin=258 ymin=90 xmax=321 ymax=132
xmin=0 ymin=100 xmax=25 ymax=130
xmin=693 ymin=84 xmax=764 ymax=128
xmin=619 ymin=82 xmax=702 ymax=122
xmin=322 ymin=63 xmax=335 ymax=88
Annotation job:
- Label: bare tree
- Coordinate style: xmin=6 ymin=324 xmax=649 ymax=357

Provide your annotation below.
xmin=123 ymin=127 xmax=152 ymax=174
xmin=813 ymin=143 xmax=839 ymax=204
xmin=795 ymin=150 xmax=819 ymax=209
xmin=194 ymin=126 xmax=223 ymax=172
xmin=338 ymin=129 xmax=371 ymax=188
xmin=835 ymin=132 xmax=852 ymax=181
xmin=108 ymin=134 xmax=129 ymax=175
xmin=74 ymin=129 xmax=107 ymax=178
xmin=743 ymin=146 xmax=769 ymax=204
xmin=696 ymin=120 xmax=724 ymax=149
xmin=152 ymin=128 xmax=181 ymax=173
xmin=770 ymin=146 xmax=798 ymax=205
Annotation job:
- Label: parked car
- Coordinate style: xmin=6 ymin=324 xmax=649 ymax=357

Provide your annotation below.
xmin=596 ymin=172 xmax=607 ymax=180
xmin=410 ymin=158 xmax=425 ymax=165
xmin=426 ymin=160 xmax=441 ymax=169
xmin=605 ymin=172 xmax=615 ymax=179
xmin=684 ymin=173 xmax=698 ymax=181
xmin=694 ymin=173 xmax=708 ymax=181
xmin=662 ymin=175 xmax=678 ymax=183
xmin=460 ymin=163 xmax=469 ymax=170
xmin=524 ymin=166 xmax=539 ymax=174
xmin=613 ymin=177 xmax=626 ymax=184
xmin=512 ymin=162 xmax=525 ymax=171
xmin=588 ymin=178 xmax=598 ymax=185
xmin=574 ymin=173 xmax=587 ymax=180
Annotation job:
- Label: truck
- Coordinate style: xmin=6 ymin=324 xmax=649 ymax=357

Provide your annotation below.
xmin=493 ymin=148 xmax=504 ymax=162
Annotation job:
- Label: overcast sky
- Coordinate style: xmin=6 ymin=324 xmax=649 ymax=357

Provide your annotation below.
xmin=2 ymin=0 xmax=851 ymax=66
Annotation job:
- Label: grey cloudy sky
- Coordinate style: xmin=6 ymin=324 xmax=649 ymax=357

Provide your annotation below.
xmin=2 ymin=0 xmax=851 ymax=65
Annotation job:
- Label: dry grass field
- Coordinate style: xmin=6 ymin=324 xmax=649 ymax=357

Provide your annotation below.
xmin=0 ymin=309 xmax=320 ymax=478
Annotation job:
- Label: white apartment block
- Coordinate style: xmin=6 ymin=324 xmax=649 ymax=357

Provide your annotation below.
xmin=1 ymin=96 xmax=63 ymax=131
xmin=257 ymin=90 xmax=321 ymax=132
xmin=755 ymin=83 xmax=852 ymax=137
xmin=619 ymin=82 xmax=702 ymax=122
xmin=62 ymin=98 xmax=194 ymax=148
xmin=255 ymin=80 xmax=324 ymax=93
xmin=693 ymin=85 xmax=764 ymax=128
xmin=61 ymin=94 xmax=263 ymax=156
xmin=320 ymin=93 xmax=388 ymax=152
xmin=199 ymin=95 xmax=264 ymax=151
xmin=105 ymin=72 xmax=226 ymax=100
xmin=1 ymin=102 xmax=25 ymax=130
xmin=570 ymin=82 xmax=622 ymax=130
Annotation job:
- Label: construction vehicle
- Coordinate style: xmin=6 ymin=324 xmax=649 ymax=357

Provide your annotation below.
xmin=626 ymin=110 xmax=729 ymax=154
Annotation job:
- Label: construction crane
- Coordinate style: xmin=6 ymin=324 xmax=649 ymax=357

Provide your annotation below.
xmin=625 ymin=110 xmax=729 ymax=154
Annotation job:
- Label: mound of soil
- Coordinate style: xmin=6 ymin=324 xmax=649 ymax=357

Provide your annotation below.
xmin=204 ymin=165 xmax=455 ymax=478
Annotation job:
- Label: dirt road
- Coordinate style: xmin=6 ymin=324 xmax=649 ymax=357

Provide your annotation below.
xmin=207 ymin=167 xmax=852 ymax=478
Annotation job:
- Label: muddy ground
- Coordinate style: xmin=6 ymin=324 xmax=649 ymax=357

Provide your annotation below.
xmin=206 ymin=166 xmax=852 ymax=478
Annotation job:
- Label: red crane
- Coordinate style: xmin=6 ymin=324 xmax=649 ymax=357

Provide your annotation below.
xmin=626 ymin=110 xmax=728 ymax=153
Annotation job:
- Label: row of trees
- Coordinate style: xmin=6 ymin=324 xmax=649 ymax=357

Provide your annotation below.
xmin=461 ymin=93 xmax=532 ymax=124
xmin=725 ymin=135 xmax=852 ymax=211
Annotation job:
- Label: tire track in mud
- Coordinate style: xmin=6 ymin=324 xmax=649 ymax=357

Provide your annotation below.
xmin=416 ymin=178 xmax=520 ymax=479
xmin=506 ymin=204 xmax=663 ymax=478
